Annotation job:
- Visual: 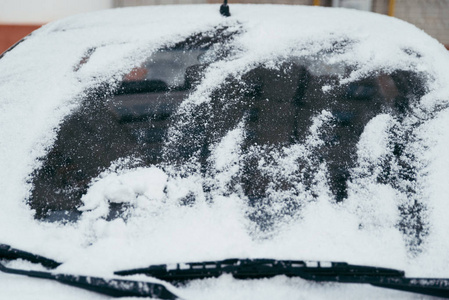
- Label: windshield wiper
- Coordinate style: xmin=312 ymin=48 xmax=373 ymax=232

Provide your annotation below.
xmin=115 ymin=258 xmax=449 ymax=299
xmin=3 ymin=243 xmax=449 ymax=299
xmin=0 ymin=243 xmax=61 ymax=269
xmin=0 ymin=244 xmax=180 ymax=299
xmin=115 ymin=258 xmax=404 ymax=281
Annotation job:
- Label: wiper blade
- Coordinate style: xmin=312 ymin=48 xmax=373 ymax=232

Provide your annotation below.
xmin=115 ymin=258 xmax=404 ymax=281
xmin=115 ymin=258 xmax=449 ymax=299
xmin=0 ymin=263 xmax=179 ymax=299
xmin=0 ymin=244 xmax=180 ymax=299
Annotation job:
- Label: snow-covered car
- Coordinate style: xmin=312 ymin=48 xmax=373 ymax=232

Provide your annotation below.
xmin=1 ymin=3 xmax=449 ymax=300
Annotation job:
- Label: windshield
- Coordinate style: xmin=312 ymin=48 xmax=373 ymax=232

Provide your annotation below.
xmin=28 ymin=33 xmax=427 ymax=249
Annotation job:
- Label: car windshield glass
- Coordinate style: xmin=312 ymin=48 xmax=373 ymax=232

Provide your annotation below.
xmin=28 ymin=36 xmax=426 ymax=239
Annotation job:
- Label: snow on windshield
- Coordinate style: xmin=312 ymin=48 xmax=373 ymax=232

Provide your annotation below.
xmin=1 ymin=4 xmax=449 ymax=299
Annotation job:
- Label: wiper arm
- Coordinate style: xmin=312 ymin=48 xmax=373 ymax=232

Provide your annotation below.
xmin=0 ymin=244 xmax=180 ymax=299
xmin=115 ymin=258 xmax=449 ymax=299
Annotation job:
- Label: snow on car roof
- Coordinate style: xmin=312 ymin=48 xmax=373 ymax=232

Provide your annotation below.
xmin=1 ymin=4 xmax=449 ymax=299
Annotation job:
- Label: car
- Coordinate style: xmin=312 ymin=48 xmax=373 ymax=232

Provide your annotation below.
xmin=1 ymin=3 xmax=449 ymax=299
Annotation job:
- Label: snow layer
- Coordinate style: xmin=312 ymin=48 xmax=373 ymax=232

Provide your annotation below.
xmin=1 ymin=4 xmax=449 ymax=299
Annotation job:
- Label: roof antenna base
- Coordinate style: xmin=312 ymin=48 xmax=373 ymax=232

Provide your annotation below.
xmin=220 ymin=0 xmax=231 ymax=17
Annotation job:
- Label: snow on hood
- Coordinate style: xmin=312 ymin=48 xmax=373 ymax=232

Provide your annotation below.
xmin=1 ymin=4 xmax=449 ymax=299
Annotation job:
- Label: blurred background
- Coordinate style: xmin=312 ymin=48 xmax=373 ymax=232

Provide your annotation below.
xmin=1 ymin=0 xmax=448 ymax=54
